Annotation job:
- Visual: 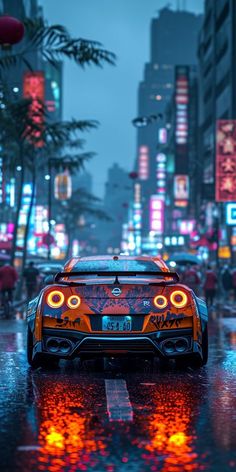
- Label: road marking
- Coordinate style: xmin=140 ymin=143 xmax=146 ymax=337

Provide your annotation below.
xmin=140 ymin=382 xmax=156 ymax=386
xmin=105 ymin=379 xmax=133 ymax=422
xmin=17 ymin=445 xmax=41 ymax=451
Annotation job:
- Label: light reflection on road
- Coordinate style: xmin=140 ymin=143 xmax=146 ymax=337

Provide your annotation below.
xmin=0 ymin=318 xmax=235 ymax=471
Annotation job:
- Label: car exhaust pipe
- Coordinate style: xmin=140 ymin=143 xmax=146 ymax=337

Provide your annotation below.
xmin=162 ymin=337 xmax=189 ymax=355
xmin=162 ymin=340 xmax=175 ymax=354
xmin=175 ymin=338 xmax=189 ymax=353
xmin=46 ymin=338 xmax=60 ymax=353
xmin=46 ymin=337 xmax=72 ymax=354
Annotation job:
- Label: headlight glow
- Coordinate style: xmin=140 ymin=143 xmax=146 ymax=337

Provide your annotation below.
xmin=67 ymin=295 xmax=81 ymax=309
xmin=154 ymin=295 xmax=168 ymax=309
xmin=170 ymin=290 xmax=188 ymax=308
xmin=47 ymin=290 xmax=65 ymax=308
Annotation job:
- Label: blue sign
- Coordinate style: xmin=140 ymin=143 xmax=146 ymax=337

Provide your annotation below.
xmin=226 ymin=203 xmax=236 ymax=225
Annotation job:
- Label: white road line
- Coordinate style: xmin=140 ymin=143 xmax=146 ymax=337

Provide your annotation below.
xmin=105 ymin=379 xmax=133 ymax=422
xmin=140 ymin=383 xmax=156 ymax=386
xmin=17 ymin=446 xmax=41 ymax=451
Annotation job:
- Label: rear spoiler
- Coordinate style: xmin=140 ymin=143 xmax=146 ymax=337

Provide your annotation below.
xmin=54 ymin=270 xmax=179 ymax=284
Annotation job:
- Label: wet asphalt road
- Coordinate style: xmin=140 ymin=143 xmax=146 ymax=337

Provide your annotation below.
xmin=0 ymin=316 xmax=236 ymax=472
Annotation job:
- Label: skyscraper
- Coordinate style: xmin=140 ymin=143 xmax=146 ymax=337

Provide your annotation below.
xmin=135 ymin=6 xmax=202 ymax=242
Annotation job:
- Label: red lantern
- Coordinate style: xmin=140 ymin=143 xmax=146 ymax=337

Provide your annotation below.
xmin=54 ymin=172 xmax=72 ymax=200
xmin=0 ymin=15 xmax=24 ymax=48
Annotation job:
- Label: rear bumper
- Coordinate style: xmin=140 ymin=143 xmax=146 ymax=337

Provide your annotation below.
xmin=33 ymin=327 xmax=202 ymax=360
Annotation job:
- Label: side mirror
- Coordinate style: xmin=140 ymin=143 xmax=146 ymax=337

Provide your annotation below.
xmin=44 ymin=275 xmax=54 ymax=285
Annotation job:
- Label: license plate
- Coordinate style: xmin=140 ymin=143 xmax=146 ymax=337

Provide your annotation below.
xmin=102 ymin=316 xmax=132 ymax=331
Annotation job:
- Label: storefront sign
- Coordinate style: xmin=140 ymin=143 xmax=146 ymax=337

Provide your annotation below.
xmin=216 ymin=120 xmax=236 ymax=202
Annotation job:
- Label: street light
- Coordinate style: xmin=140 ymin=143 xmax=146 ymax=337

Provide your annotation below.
xmin=132 ymin=113 xmax=163 ymax=128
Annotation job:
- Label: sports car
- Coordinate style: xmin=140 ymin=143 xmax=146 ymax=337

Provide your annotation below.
xmin=26 ymin=255 xmax=208 ymax=368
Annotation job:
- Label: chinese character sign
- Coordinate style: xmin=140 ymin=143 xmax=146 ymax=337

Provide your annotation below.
xmin=149 ymin=195 xmax=164 ymax=234
xmin=216 ymin=120 xmax=236 ymax=202
xmin=23 ymin=72 xmax=45 ymax=147
xmin=138 ymin=146 xmax=149 ymax=180
xmin=175 ymin=66 xmax=189 ymax=174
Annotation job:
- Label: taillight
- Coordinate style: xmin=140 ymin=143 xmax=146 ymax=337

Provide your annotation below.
xmin=67 ymin=295 xmax=81 ymax=309
xmin=154 ymin=295 xmax=168 ymax=309
xmin=47 ymin=290 xmax=65 ymax=308
xmin=170 ymin=290 xmax=188 ymax=308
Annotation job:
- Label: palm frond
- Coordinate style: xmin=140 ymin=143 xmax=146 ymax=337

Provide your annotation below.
xmin=0 ymin=18 xmax=116 ymax=71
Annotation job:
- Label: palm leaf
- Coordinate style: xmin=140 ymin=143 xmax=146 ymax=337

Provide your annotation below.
xmin=0 ymin=18 xmax=116 ymax=71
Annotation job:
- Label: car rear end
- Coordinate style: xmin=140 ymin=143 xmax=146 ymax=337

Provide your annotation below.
xmin=33 ymin=273 xmax=203 ymax=364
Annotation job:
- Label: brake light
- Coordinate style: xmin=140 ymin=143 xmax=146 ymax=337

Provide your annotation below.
xmin=154 ymin=295 xmax=168 ymax=309
xmin=67 ymin=295 xmax=81 ymax=309
xmin=170 ymin=290 xmax=188 ymax=308
xmin=47 ymin=290 xmax=65 ymax=308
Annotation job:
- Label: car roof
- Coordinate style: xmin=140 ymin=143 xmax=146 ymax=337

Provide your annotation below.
xmin=64 ymin=255 xmax=168 ymax=272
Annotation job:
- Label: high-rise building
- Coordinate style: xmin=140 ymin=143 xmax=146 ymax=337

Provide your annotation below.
xmin=98 ymin=163 xmax=132 ymax=253
xmin=198 ymin=0 xmax=236 ymax=201
xmin=197 ymin=0 xmax=236 ymax=258
xmin=134 ymin=7 xmax=202 ymax=248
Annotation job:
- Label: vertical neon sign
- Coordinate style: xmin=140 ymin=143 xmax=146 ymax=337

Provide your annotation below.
xmin=23 ymin=72 xmax=45 ymax=147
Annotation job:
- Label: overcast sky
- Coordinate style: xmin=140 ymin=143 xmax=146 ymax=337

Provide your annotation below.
xmin=39 ymin=0 xmax=204 ymax=197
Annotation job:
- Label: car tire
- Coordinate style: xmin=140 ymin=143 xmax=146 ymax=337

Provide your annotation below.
xmin=27 ymin=327 xmax=59 ymax=369
xmin=176 ymin=325 xmax=208 ymax=369
xmin=27 ymin=326 xmax=41 ymax=368
xmin=201 ymin=324 xmax=208 ymax=365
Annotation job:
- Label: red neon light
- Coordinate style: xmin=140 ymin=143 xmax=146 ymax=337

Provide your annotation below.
xmin=23 ymin=72 xmax=45 ymax=147
xmin=216 ymin=120 xmax=236 ymax=202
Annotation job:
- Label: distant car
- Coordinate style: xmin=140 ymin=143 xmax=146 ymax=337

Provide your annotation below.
xmin=26 ymin=255 xmax=208 ymax=368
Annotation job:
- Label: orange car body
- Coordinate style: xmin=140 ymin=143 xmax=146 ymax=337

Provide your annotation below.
xmin=26 ymin=256 xmax=208 ymax=367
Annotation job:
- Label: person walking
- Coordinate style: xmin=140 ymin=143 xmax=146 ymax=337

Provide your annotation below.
xmin=181 ymin=263 xmax=201 ymax=294
xmin=203 ymin=265 xmax=217 ymax=307
xmin=0 ymin=263 xmax=18 ymax=313
xmin=221 ymin=265 xmax=233 ymax=297
xmin=23 ymin=261 xmax=39 ymax=300
xmin=231 ymin=267 xmax=236 ymax=301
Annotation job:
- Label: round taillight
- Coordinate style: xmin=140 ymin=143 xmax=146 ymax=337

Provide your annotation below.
xmin=67 ymin=295 xmax=81 ymax=309
xmin=154 ymin=295 xmax=168 ymax=309
xmin=47 ymin=290 xmax=65 ymax=308
xmin=170 ymin=290 xmax=188 ymax=308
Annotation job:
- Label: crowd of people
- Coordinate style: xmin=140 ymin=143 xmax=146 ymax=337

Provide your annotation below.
xmin=179 ymin=263 xmax=236 ymax=308
xmin=0 ymin=258 xmax=235 ymax=316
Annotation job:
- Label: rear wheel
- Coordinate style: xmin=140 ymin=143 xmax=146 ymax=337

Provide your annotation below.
xmin=27 ymin=327 xmax=59 ymax=369
xmin=27 ymin=326 xmax=40 ymax=368
xmin=176 ymin=325 xmax=208 ymax=369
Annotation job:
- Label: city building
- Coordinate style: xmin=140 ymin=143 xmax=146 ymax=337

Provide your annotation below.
xmin=98 ymin=163 xmax=132 ymax=253
xmin=132 ymin=6 xmax=202 ymax=254
xmin=164 ymin=65 xmax=200 ymax=254
xmin=198 ymin=0 xmax=236 ymax=260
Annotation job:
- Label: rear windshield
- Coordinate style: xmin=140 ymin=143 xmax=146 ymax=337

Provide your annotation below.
xmin=73 ymin=259 xmax=161 ymax=273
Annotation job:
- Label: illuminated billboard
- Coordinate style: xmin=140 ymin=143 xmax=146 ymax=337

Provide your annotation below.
xmin=23 ymin=71 xmax=45 ymax=147
xmin=174 ymin=175 xmax=189 ymax=207
xmin=0 ymin=156 xmax=3 ymax=204
xmin=175 ymin=66 xmax=189 ymax=174
xmin=216 ymin=120 xmax=236 ymax=202
xmin=158 ymin=128 xmax=167 ymax=144
xmin=138 ymin=146 xmax=149 ymax=180
xmin=156 ymin=153 xmax=166 ymax=196
xmin=149 ymin=195 xmax=164 ymax=234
